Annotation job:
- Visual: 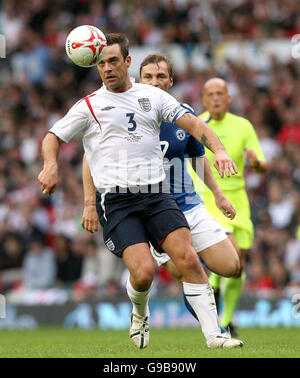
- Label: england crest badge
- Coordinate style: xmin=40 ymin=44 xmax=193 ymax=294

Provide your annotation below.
xmin=138 ymin=98 xmax=152 ymax=112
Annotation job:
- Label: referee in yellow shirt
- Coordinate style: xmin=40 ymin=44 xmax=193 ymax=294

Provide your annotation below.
xmin=197 ymin=78 xmax=267 ymax=335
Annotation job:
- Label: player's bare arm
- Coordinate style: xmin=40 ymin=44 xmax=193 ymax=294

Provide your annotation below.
xmin=192 ymin=156 xmax=236 ymax=220
xmin=81 ymin=154 xmax=99 ymax=234
xmin=244 ymin=148 xmax=267 ymax=174
xmin=38 ymin=132 xmax=64 ymax=195
xmin=175 ymin=113 xmax=238 ymax=178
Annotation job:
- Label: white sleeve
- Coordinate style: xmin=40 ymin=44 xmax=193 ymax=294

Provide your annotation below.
xmin=158 ymin=89 xmax=189 ymax=124
xmin=49 ymin=100 xmax=90 ymax=143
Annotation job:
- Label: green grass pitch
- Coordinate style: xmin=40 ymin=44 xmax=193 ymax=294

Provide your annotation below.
xmin=0 ymin=327 xmax=299 ymax=358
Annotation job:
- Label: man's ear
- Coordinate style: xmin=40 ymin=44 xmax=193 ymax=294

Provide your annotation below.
xmin=125 ymin=55 xmax=131 ymax=68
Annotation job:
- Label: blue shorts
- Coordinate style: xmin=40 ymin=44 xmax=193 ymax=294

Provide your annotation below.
xmin=96 ymin=186 xmax=189 ymax=257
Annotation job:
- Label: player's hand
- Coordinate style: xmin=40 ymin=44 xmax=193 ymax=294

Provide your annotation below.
xmin=214 ymin=149 xmax=238 ymax=178
xmin=81 ymin=205 xmax=99 ymax=233
xmin=38 ymin=164 xmax=58 ymax=195
xmin=244 ymin=148 xmax=258 ymax=166
xmin=215 ymin=192 xmax=236 ymax=220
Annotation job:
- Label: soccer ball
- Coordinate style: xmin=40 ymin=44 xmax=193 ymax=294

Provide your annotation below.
xmin=65 ymin=25 xmax=107 ymax=68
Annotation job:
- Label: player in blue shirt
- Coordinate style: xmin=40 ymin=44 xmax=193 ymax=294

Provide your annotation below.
xmin=138 ymin=55 xmax=238 ymax=269
xmin=159 ymin=105 xmax=205 ymax=213
xmin=139 ymin=54 xmax=242 ymax=330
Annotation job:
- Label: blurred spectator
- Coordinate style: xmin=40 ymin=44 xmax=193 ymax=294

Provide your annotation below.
xmin=22 ymin=235 xmax=56 ymax=289
xmin=0 ymin=232 xmax=24 ymax=292
xmin=96 ymin=247 xmax=125 ymax=289
xmin=0 ymin=232 xmax=23 ymax=270
xmin=257 ymin=126 xmax=282 ymax=163
xmin=55 ymin=234 xmax=83 ymax=285
xmin=267 ymin=179 xmax=296 ymax=229
xmin=245 ymin=258 xmax=274 ymax=293
xmin=54 ymin=234 xmax=73 ymax=284
xmin=284 ymin=237 xmax=300 ymax=272
xmin=78 ymin=238 xmax=102 ymax=289
xmin=284 ymin=236 xmax=300 ymax=296
xmin=11 ymin=28 xmax=50 ymax=85
xmin=75 ymin=237 xmax=125 ymax=299
xmin=277 ymin=113 xmax=300 ymax=146
xmin=268 ymin=255 xmax=289 ymax=293
xmin=0 ymin=2 xmax=25 ymax=53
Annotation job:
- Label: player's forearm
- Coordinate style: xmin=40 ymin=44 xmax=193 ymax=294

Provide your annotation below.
xmin=202 ymin=156 xmax=223 ymax=196
xmin=175 ymin=113 xmax=225 ymax=153
xmin=81 ymin=155 xmax=99 ymax=234
xmin=244 ymin=148 xmax=267 ymax=174
xmin=82 ymin=154 xmax=96 ymax=205
xmin=41 ymin=132 xmax=61 ymax=168
xmin=38 ymin=133 xmax=63 ymax=195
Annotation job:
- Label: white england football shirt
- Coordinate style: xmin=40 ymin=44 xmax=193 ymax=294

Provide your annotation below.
xmin=49 ymin=82 xmax=188 ymax=189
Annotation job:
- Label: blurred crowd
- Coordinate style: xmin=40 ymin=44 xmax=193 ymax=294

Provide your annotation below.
xmin=2 ymin=0 xmax=299 ymax=49
xmin=0 ymin=0 xmax=300 ymax=303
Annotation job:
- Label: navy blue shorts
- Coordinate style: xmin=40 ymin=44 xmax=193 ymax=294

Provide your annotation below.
xmin=96 ymin=187 xmax=189 ymax=257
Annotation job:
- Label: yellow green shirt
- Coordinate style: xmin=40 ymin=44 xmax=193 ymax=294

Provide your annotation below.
xmin=199 ymin=111 xmax=266 ymax=191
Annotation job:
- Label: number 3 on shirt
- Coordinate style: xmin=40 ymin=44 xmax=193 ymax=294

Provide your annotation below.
xmin=126 ymin=113 xmax=137 ymax=132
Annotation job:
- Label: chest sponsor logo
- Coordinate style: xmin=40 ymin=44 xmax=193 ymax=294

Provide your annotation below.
xmin=176 ymin=129 xmax=186 ymax=141
xmin=138 ymin=98 xmax=152 ymax=112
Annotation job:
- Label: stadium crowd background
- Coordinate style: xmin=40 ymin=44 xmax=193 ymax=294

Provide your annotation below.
xmin=0 ymin=0 xmax=300 ymax=304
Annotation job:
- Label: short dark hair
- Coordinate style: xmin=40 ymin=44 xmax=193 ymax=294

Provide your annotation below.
xmin=106 ymin=33 xmax=129 ymax=60
xmin=140 ymin=53 xmax=174 ymax=79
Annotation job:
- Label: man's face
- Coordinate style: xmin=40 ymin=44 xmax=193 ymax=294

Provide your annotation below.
xmin=202 ymin=81 xmax=231 ymax=116
xmin=140 ymin=61 xmax=173 ymax=92
xmin=97 ymin=44 xmax=131 ymax=92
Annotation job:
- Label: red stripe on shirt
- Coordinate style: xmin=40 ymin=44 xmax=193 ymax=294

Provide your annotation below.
xmin=84 ymin=94 xmax=102 ymax=130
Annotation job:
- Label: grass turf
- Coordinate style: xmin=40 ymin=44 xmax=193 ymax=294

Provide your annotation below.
xmin=0 ymin=327 xmax=299 ymax=358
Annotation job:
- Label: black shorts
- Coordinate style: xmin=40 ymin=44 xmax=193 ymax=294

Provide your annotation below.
xmin=96 ymin=187 xmax=189 ymax=257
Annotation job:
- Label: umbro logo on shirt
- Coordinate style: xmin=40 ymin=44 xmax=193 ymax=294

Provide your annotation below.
xmin=101 ymin=106 xmax=115 ymax=111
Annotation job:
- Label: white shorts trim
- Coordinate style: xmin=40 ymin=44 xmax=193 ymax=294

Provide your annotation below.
xmin=151 ymin=203 xmax=227 ymax=267
xmin=100 ymin=189 xmax=110 ymax=221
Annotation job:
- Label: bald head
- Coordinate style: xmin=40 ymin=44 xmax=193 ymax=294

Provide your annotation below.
xmin=203 ymin=78 xmax=228 ymax=93
xmin=202 ymin=77 xmax=231 ymax=120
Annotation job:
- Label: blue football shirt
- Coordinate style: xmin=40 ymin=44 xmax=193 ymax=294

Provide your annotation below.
xmin=160 ymin=104 xmax=205 ymax=212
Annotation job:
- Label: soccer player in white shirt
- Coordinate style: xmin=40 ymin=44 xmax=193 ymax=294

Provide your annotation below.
xmin=38 ymin=33 xmax=242 ymax=349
